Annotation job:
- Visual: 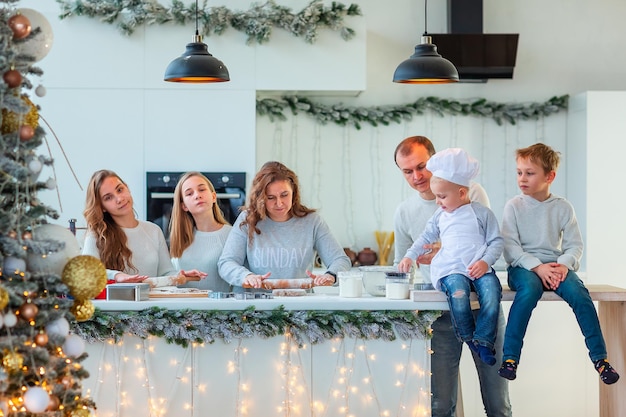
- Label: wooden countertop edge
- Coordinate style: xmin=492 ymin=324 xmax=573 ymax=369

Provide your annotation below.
xmin=412 ymin=284 xmax=626 ymax=302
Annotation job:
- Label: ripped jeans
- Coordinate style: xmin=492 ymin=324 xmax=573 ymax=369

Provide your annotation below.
xmin=439 ymin=272 xmax=502 ymax=349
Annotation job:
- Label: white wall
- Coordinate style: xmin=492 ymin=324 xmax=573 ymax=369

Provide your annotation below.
xmin=567 ymin=91 xmax=626 ymax=287
xmin=17 ymin=0 xmax=626 ymax=416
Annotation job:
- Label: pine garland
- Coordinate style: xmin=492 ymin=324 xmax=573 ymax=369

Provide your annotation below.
xmin=72 ymin=306 xmax=441 ymax=348
xmin=56 ymin=0 xmax=362 ymax=43
xmin=256 ymin=94 xmax=569 ymax=128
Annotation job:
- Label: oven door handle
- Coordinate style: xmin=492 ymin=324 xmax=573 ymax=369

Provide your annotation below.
xmin=150 ymin=192 xmax=242 ymax=199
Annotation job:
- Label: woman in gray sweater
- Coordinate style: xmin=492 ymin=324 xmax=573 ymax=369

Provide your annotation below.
xmin=218 ymin=161 xmax=350 ymax=290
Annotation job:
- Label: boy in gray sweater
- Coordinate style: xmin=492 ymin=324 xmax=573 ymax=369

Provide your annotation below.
xmin=499 ymin=143 xmax=619 ymax=385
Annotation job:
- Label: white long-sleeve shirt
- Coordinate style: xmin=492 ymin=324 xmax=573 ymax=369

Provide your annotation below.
xmin=82 ymin=220 xmax=177 ymax=286
xmin=172 ymin=225 xmax=232 ymax=292
xmin=404 ymin=202 xmax=503 ymax=289
xmin=393 ymin=181 xmax=491 ymax=280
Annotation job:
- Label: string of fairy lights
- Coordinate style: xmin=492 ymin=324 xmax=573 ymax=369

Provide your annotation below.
xmin=262 ymin=109 xmax=565 ymax=252
xmin=80 ymin=332 xmax=431 ymax=417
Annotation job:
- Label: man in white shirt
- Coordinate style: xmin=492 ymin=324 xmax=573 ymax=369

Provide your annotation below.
xmin=393 ymin=136 xmax=511 ymax=417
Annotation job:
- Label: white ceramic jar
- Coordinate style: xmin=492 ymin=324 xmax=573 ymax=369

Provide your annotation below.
xmin=338 ymin=271 xmax=363 ymax=298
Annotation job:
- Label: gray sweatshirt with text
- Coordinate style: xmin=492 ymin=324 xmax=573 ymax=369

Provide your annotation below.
xmin=218 ymin=211 xmax=351 ymax=288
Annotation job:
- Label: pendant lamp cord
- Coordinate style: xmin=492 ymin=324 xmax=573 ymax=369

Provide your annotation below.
xmin=423 ymin=0 xmax=428 ymax=36
xmin=195 ymin=0 xmax=199 ymax=36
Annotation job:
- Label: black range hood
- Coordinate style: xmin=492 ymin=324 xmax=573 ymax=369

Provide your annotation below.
xmin=429 ymin=0 xmax=519 ymax=82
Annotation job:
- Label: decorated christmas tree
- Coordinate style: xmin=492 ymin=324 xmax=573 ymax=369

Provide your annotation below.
xmin=1 ymin=2 xmax=105 ymax=415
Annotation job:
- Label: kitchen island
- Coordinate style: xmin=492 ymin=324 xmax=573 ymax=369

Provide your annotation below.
xmin=77 ymin=293 xmax=441 ymax=417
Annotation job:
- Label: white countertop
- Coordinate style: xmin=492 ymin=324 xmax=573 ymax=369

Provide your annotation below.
xmin=93 ymin=291 xmax=449 ymax=311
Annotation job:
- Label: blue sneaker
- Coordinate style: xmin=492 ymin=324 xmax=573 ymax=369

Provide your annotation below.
xmin=476 ymin=345 xmax=496 ymax=366
xmin=466 ymin=341 xmax=496 ymax=366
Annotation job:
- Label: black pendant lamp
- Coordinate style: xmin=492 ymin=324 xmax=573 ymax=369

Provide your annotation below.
xmin=393 ymin=0 xmax=458 ymax=84
xmin=164 ymin=0 xmax=230 ymax=83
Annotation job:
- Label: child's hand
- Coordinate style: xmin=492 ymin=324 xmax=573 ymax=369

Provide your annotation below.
xmin=551 ymin=263 xmax=568 ymax=282
xmin=397 ymin=258 xmax=413 ymax=273
xmin=532 ymin=264 xmax=560 ymax=290
xmin=468 ymin=260 xmax=488 ymax=279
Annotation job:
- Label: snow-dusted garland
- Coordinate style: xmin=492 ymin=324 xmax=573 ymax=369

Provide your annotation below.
xmin=72 ymin=306 xmax=440 ymax=347
xmin=56 ymin=0 xmax=362 ymax=43
xmin=257 ymin=94 xmax=569 ymax=128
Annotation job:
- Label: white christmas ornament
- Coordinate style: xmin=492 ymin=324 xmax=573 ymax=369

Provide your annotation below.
xmin=23 ymin=386 xmax=50 ymax=413
xmin=17 ymin=9 xmax=54 ymax=62
xmin=62 ymin=334 xmax=86 ymax=357
xmin=3 ymin=312 xmax=17 ymax=328
xmin=45 ymin=317 xmax=70 ymax=337
xmin=35 ymin=84 xmax=47 ymax=97
xmin=27 ymin=224 xmax=80 ymax=276
xmin=27 ymin=156 xmax=43 ymax=179
xmin=45 ymin=177 xmax=56 ymax=190
xmin=3 ymin=256 xmax=26 ymax=273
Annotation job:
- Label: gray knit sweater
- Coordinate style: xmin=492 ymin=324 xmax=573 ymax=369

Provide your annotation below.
xmin=218 ymin=211 xmax=351 ymax=288
xmin=502 ymin=194 xmax=583 ymax=271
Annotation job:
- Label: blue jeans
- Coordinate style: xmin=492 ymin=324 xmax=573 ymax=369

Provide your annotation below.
xmin=503 ymin=266 xmax=607 ymax=363
xmin=431 ymin=309 xmax=512 ymax=417
xmin=440 ymin=273 xmax=502 ymax=349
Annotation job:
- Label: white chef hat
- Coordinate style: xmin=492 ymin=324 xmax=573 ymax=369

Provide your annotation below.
xmin=426 ymin=148 xmax=479 ymax=187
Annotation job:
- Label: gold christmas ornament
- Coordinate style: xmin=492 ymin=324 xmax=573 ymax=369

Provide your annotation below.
xmin=62 ymin=255 xmax=106 ymax=300
xmin=0 ymin=95 xmax=39 ymax=134
xmin=69 ymin=407 xmax=91 ymax=417
xmin=0 ymin=287 xmax=9 ymax=310
xmin=70 ymin=299 xmax=95 ymax=322
xmin=2 ymin=350 xmax=24 ymax=373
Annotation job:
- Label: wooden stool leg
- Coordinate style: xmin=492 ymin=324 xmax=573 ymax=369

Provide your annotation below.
xmin=598 ymin=300 xmax=626 ymax=417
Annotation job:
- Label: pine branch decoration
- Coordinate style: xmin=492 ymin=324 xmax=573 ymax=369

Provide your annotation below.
xmin=256 ymin=94 xmax=570 ymax=129
xmin=56 ymin=0 xmax=362 ymax=43
xmin=72 ymin=306 xmax=441 ymax=347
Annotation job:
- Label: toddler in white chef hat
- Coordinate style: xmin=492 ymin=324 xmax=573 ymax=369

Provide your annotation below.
xmin=426 ymin=147 xmax=479 ymax=187
xmin=398 ymin=146 xmax=504 ymax=366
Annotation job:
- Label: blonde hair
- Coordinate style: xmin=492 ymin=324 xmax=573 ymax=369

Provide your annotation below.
xmin=83 ymin=169 xmax=136 ymax=272
xmin=242 ymin=161 xmax=314 ymax=243
xmin=169 ymin=172 xmax=228 ymax=258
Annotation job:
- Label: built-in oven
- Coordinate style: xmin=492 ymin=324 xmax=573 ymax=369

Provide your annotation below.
xmin=146 ymin=172 xmax=246 ymax=240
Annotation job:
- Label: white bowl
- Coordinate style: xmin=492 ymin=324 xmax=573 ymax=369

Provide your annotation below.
xmin=359 ymin=266 xmax=397 ymax=296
